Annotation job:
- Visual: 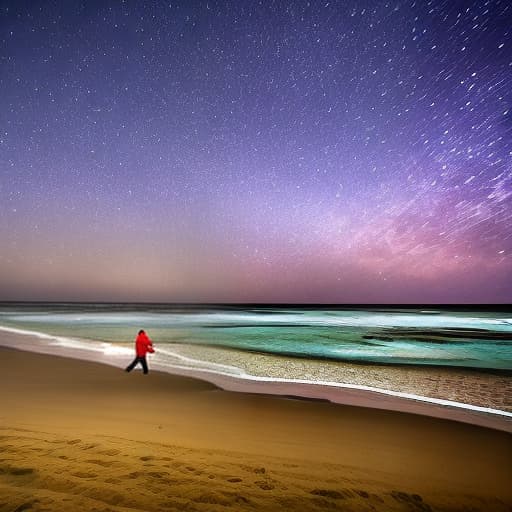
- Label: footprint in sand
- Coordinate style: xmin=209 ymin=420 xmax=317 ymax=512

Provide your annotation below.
xmin=195 ymin=492 xmax=233 ymax=506
xmin=71 ymin=471 xmax=97 ymax=479
xmin=227 ymin=477 xmax=243 ymax=483
xmin=310 ymin=489 xmax=352 ymax=500
xmin=148 ymin=471 xmax=169 ymax=479
xmin=391 ymin=491 xmax=431 ymax=511
xmin=67 ymin=439 xmax=81 ymax=445
xmin=12 ymin=501 xmax=37 ymax=512
xmin=255 ymin=480 xmax=274 ymax=491
xmin=5 ymin=467 xmax=35 ymax=476
xmin=99 ymin=449 xmax=120 ymax=456
xmin=80 ymin=443 xmax=99 ymax=450
xmin=179 ymin=465 xmax=204 ymax=476
xmin=85 ymin=459 xmax=111 ymax=467
xmin=241 ymin=465 xmax=266 ymax=474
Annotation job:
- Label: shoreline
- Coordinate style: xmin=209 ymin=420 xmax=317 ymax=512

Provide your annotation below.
xmin=1 ymin=325 xmax=511 ymax=432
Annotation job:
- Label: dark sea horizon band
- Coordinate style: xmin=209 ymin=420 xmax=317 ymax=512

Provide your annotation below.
xmin=1 ymin=302 xmax=511 ymax=311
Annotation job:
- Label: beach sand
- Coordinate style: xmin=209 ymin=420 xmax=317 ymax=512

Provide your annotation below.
xmin=1 ymin=346 xmax=511 ymax=511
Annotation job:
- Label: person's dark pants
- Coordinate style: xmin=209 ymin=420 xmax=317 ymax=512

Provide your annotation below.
xmin=125 ymin=356 xmax=149 ymax=374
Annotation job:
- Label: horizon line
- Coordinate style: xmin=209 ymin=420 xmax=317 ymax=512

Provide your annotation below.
xmin=0 ymin=300 xmax=510 ymax=310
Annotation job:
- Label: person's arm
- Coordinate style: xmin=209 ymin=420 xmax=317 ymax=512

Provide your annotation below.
xmin=147 ymin=338 xmax=155 ymax=353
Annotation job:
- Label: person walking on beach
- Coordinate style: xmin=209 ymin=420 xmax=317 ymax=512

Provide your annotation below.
xmin=125 ymin=330 xmax=154 ymax=374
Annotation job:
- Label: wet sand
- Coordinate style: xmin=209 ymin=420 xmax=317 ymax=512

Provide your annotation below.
xmin=169 ymin=343 xmax=512 ymax=412
xmin=1 ymin=346 xmax=511 ymax=512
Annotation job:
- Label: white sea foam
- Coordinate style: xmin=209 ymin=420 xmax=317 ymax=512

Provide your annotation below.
xmin=156 ymin=346 xmax=245 ymax=376
xmin=0 ymin=325 xmax=132 ymax=356
xmin=2 ymin=309 xmax=511 ymax=331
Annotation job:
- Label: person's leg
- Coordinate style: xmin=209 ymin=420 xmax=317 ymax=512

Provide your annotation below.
xmin=125 ymin=357 xmax=139 ymax=372
xmin=141 ymin=356 xmax=149 ymax=374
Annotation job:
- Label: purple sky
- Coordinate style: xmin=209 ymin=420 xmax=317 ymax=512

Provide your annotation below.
xmin=1 ymin=0 xmax=511 ymax=303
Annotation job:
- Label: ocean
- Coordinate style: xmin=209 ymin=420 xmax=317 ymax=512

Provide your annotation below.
xmin=0 ymin=303 xmax=511 ymax=371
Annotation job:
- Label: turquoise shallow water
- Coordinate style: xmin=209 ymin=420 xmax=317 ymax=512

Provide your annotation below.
xmin=0 ymin=304 xmax=511 ymax=370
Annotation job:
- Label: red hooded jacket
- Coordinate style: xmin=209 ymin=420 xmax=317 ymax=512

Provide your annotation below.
xmin=135 ymin=332 xmax=154 ymax=357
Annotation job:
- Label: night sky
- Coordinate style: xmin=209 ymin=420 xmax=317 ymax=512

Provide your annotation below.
xmin=1 ymin=0 xmax=511 ymax=303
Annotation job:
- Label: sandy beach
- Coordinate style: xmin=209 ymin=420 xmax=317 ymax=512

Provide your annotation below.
xmin=1 ymin=344 xmax=511 ymax=512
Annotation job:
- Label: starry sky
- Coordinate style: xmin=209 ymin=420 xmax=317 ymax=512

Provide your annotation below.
xmin=1 ymin=0 xmax=511 ymax=303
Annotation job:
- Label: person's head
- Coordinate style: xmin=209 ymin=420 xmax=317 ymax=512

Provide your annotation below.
xmin=138 ymin=329 xmax=145 ymax=335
